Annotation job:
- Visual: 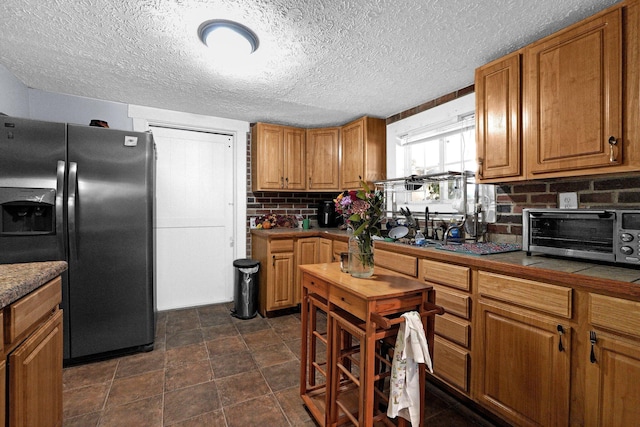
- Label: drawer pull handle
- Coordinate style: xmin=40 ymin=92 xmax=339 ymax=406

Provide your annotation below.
xmin=589 ymin=330 xmax=597 ymax=364
xmin=557 ymin=325 xmax=565 ymax=352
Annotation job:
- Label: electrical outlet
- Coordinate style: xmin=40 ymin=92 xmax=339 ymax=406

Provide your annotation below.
xmin=250 ymin=217 xmax=257 ymax=228
xmin=558 ymin=192 xmax=578 ymax=209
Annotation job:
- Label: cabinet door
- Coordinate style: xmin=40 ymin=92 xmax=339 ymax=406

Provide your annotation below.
xmin=585 ymin=333 xmax=640 ymax=427
xmin=295 ymin=238 xmax=319 ymax=304
xmin=252 ymin=123 xmax=284 ymax=190
xmin=475 ymin=51 xmax=522 ymax=181
xmin=268 ymin=252 xmax=295 ymax=310
xmin=283 ymin=127 xmax=306 ymax=190
xmin=9 ymin=309 xmax=63 ymax=427
xmin=318 ymin=238 xmax=333 ymax=263
xmin=475 ymin=302 xmax=570 ymax=427
xmin=332 ymin=240 xmax=348 ymax=263
xmin=0 ymin=360 xmax=5 ymax=427
xmin=525 ymin=9 xmax=622 ymax=176
xmin=306 ymin=128 xmax=340 ymax=190
xmin=340 ymin=118 xmax=365 ymax=189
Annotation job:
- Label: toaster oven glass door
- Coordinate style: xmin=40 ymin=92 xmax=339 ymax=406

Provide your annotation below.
xmin=530 ymin=214 xmax=614 ymax=253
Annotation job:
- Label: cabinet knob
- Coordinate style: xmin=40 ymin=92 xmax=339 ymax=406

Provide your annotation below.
xmin=285 ymin=177 xmax=289 ymax=188
xmin=280 ymin=177 xmax=284 ymax=188
xmin=608 ymin=136 xmax=618 ymax=163
xmin=477 ymin=157 xmax=484 ymax=179
xmin=308 ymin=177 xmax=312 ymax=188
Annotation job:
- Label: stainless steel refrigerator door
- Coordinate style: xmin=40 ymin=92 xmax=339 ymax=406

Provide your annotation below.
xmin=0 ymin=117 xmax=67 ymax=263
xmin=67 ymin=125 xmax=155 ymax=359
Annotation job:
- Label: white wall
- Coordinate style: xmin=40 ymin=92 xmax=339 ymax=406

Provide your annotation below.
xmin=0 ymin=64 xmax=29 ymax=117
xmin=28 ymin=90 xmax=133 ymax=130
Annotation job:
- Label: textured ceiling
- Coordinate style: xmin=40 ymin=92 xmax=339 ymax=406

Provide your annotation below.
xmin=0 ymin=0 xmax=621 ymax=127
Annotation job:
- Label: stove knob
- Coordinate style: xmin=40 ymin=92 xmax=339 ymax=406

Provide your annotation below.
xmin=620 ymin=246 xmax=634 ymax=256
xmin=620 ymin=233 xmax=634 ymax=242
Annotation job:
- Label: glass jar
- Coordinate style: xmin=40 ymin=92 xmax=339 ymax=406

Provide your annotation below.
xmin=348 ymin=234 xmax=374 ymax=278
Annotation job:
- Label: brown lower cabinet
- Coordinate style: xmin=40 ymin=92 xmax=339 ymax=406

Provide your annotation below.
xmin=585 ymin=294 xmax=640 ymax=427
xmin=375 ymin=242 xmax=640 ymax=426
xmin=3 ymin=275 xmax=63 ymax=427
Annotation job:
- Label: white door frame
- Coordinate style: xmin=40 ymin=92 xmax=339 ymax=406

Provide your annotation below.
xmin=128 ymin=104 xmax=249 ymax=277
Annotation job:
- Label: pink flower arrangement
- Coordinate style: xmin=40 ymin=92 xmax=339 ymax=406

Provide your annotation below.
xmin=334 ymin=182 xmax=384 ymax=256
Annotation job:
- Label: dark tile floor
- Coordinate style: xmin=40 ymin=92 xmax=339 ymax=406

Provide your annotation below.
xmin=62 ymin=302 xmax=500 ymax=426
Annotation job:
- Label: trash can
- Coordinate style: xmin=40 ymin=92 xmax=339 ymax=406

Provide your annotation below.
xmin=231 ymin=258 xmax=260 ymax=319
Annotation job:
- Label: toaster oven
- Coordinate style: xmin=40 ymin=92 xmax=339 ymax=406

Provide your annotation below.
xmin=522 ymin=208 xmax=640 ymax=266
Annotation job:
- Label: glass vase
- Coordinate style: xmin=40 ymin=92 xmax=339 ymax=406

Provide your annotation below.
xmin=348 ymin=234 xmax=374 ymax=278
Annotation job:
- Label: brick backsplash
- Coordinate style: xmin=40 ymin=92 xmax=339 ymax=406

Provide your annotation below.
xmin=489 ymin=173 xmax=640 ymax=243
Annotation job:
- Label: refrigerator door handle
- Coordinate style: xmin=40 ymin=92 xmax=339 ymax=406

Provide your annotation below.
xmin=68 ymin=162 xmax=78 ymax=260
xmin=56 ymin=160 xmax=66 ymax=259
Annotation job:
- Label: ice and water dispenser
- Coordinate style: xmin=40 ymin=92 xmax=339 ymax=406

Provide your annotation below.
xmin=0 ymin=187 xmax=56 ymax=235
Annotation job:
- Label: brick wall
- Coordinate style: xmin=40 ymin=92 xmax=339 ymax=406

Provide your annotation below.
xmin=489 ymin=173 xmax=640 ymax=243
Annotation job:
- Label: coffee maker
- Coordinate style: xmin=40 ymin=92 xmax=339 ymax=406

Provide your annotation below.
xmin=317 ymin=201 xmax=338 ymax=228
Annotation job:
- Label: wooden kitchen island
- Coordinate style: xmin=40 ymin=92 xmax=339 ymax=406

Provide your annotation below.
xmin=299 ymin=263 xmax=443 ymax=426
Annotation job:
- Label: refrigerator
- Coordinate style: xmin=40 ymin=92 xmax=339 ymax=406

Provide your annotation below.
xmin=0 ymin=116 xmax=155 ymax=362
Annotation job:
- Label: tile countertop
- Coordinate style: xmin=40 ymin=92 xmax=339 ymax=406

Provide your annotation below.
xmin=375 ymin=240 xmax=640 ymax=300
xmin=251 ymin=228 xmax=640 ymax=300
xmin=0 ymin=261 xmax=68 ymax=309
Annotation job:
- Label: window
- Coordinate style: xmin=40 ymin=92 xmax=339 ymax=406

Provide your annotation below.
xmin=394 ymin=113 xmax=475 ymax=205
xmin=396 ymin=113 xmax=475 ymax=177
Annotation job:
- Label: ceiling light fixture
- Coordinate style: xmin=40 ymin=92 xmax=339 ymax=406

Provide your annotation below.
xmin=198 ymin=19 xmax=259 ymax=56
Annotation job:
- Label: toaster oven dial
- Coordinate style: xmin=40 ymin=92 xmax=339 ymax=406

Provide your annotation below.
xmin=620 ymin=233 xmax=634 ymax=242
xmin=620 ymin=246 xmax=634 ymax=256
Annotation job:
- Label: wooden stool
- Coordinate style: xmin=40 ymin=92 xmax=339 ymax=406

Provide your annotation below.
xmin=329 ymin=309 xmax=401 ymax=426
xmin=328 ymin=305 xmax=443 ymax=427
xmin=300 ymin=293 xmax=330 ymax=424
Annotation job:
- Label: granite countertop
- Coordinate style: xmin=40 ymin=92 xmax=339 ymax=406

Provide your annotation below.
xmin=0 ymin=261 xmax=68 ymax=309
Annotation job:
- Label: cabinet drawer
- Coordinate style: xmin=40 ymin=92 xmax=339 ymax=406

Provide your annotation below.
xmin=421 ymin=259 xmax=470 ymax=290
xmin=589 ymin=294 xmax=640 ymax=338
xmin=270 ymin=239 xmax=294 ymax=253
xmin=302 ymin=273 xmax=329 ymax=300
xmin=433 ymin=335 xmax=469 ymax=392
xmin=6 ymin=276 xmax=61 ymax=344
xmin=478 ymin=271 xmax=572 ymax=318
xmin=330 ymin=286 xmax=366 ymax=321
xmin=375 ymin=249 xmax=417 ymax=277
xmin=435 ymin=313 xmax=470 ymax=348
xmin=432 ymin=284 xmax=471 ymax=320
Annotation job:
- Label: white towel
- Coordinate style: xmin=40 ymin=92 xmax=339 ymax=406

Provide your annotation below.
xmin=387 ymin=311 xmax=433 ymax=426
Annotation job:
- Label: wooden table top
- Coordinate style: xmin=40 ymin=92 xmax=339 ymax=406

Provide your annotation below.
xmin=299 ymin=262 xmax=432 ymax=301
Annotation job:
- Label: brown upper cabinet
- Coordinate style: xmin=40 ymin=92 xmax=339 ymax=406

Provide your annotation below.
xmin=475 ymin=51 xmax=523 ymax=181
xmin=306 ymin=127 xmax=340 ymax=191
xmin=476 ymin=0 xmax=640 ymax=182
xmin=252 ymin=117 xmax=386 ymax=191
xmin=251 ymin=123 xmax=306 ymax=191
xmin=340 ymin=116 xmax=387 ymax=189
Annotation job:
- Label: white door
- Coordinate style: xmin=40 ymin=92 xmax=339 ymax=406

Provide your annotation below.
xmin=151 ymin=126 xmax=234 ymax=310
